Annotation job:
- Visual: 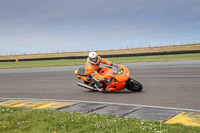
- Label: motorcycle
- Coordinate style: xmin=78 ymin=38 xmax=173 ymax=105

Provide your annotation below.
xmin=74 ymin=64 xmax=143 ymax=92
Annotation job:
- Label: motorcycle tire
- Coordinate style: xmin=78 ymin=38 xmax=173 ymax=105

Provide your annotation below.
xmin=125 ymin=78 xmax=143 ymax=92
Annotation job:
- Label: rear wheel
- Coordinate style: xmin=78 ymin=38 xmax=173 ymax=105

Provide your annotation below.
xmin=125 ymin=78 xmax=143 ymax=92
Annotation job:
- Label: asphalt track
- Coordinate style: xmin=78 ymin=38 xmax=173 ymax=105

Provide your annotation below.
xmin=0 ymin=60 xmax=200 ymax=110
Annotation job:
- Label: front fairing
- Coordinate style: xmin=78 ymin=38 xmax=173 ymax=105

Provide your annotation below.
xmin=99 ymin=65 xmax=130 ymax=83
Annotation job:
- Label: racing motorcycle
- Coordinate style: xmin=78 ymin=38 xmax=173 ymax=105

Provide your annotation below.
xmin=74 ymin=64 xmax=143 ymax=92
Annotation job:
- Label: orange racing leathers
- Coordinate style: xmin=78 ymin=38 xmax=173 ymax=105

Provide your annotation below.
xmin=85 ymin=56 xmax=113 ymax=82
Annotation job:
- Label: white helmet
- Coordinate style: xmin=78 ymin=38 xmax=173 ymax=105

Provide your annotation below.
xmin=88 ymin=51 xmax=98 ymax=64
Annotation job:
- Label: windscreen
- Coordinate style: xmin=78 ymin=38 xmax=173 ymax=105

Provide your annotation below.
xmin=111 ymin=65 xmax=124 ymax=75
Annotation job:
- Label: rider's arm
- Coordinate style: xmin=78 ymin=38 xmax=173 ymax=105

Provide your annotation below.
xmin=86 ymin=66 xmax=105 ymax=82
xmin=98 ymin=56 xmax=113 ymax=66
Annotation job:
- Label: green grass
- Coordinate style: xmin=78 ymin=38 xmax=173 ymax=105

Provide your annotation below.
xmin=0 ymin=106 xmax=199 ymax=133
xmin=108 ymin=53 xmax=200 ymax=63
xmin=0 ymin=53 xmax=200 ymax=69
xmin=0 ymin=59 xmax=86 ymax=69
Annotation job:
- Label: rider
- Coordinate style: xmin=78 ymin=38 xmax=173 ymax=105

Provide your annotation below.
xmin=85 ymin=51 xmax=114 ymax=91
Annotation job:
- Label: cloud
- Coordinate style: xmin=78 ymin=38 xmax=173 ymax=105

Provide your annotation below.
xmin=0 ymin=0 xmax=200 ymax=55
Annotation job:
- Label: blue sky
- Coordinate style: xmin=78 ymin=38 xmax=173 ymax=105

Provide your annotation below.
xmin=0 ymin=0 xmax=200 ymax=55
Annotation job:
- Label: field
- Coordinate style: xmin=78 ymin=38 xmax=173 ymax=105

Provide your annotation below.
xmin=0 ymin=44 xmax=200 ymax=69
xmin=0 ymin=53 xmax=200 ymax=69
xmin=0 ymin=43 xmax=200 ymax=60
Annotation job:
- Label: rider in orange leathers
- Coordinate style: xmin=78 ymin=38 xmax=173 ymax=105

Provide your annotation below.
xmin=85 ymin=51 xmax=114 ymax=91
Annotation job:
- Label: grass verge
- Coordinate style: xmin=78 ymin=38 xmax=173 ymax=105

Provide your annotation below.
xmin=0 ymin=106 xmax=199 ymax=133
xmin=0 ymin=53 xmax=200 ymax=69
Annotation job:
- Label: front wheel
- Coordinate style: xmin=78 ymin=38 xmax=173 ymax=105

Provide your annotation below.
xmin=125 ymin=78 xmax=143 ymax=92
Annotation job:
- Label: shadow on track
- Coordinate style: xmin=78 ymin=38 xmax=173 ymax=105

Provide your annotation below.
xmin=83 ymin=89 xmax=145 ymax=94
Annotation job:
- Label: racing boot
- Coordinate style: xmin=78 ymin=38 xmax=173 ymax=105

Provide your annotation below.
xmin=94 ymin=82 xmax=105 ymax=92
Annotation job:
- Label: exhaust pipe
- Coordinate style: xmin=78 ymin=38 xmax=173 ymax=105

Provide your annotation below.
xmin=77 ymin=82 xmax=95 ymax=90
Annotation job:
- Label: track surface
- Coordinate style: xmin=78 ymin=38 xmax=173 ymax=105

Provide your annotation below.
xmin=0 ymin=60 xmax=200 ymax=110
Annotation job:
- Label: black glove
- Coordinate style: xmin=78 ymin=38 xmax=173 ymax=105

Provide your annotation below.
xmin=110 ymin=63 xmax=113 ymax=66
